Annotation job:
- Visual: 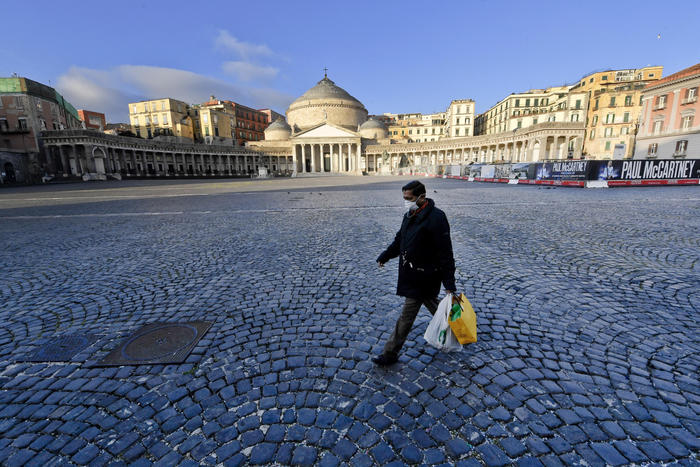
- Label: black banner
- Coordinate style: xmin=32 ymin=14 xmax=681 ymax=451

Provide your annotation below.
xmin=594 ymin=159 xmax=700 ymax=180
xmin=535 ymin=161 xmax=590 ymax=181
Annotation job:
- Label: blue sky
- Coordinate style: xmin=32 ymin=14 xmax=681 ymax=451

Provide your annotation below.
xmin=2 ymin=0 xmax=698 ymax=123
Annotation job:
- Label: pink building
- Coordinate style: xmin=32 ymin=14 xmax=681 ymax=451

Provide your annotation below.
xmin=635 ymin=63 xmax=700 ymax=159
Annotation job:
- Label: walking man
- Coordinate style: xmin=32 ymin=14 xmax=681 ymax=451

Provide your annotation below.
xmin=373 ymin=180 xmax=456 ymax=366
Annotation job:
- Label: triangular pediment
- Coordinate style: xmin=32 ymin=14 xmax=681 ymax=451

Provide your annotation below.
xmin=294 ymin=123 xmax=358 ymax=138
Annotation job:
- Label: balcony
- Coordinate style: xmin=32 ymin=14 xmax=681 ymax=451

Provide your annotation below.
xmin=653 ymin=104 xmax=666 ymax=111
xmin=681 ymin=96 xmax=697 ymax=105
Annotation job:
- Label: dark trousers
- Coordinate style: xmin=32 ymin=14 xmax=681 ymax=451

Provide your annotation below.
xmin=383 ymin=296 xmax=439 ymax=358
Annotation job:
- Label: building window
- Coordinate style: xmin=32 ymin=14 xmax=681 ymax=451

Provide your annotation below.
xmin=515 ymin=99 xmax=520 ymax=107
xmin=653 ymin=120 xmax=663 ymax=134
xmin=648 ymin=143 xmax=658 ymax=155
xmin=594 ymin=99 xmax=599 ymax=110
xmin=621 ymin=127 xmax=629 ymax=135
xmin=684 ymin=87 xmax=698 ymax=104
xmin=625 ymin=95 xmax=632 ymax=106
xmin=590 ymin=129 xmax=595 ymax=140
xmin=533 ymin=118 xmax=538 ymax=125
xmin=0 ymin=119 xmax=8 ymax=132
xmin=592 ymin=115 xmax=598 ymax=125
xmin=205 ymin=127 xmax=210 ymax=136
xmin=682 ymin=115 xmax=694 ymax=129
xmin=151 ymin=103 xmax=157 ymax=112
xmin=610 ymin=97 xmax=616 ymax=107
xmin=17 ymin=118 xmax=28 ymax=129
xmin=656 ymin=95 xmax=667 ymax=109
xmin=606 ymin=113 xmax=615 ymax=124
xmin=203 ymin=114 xmax=208 ymax=124
xmin=571 ymin=114 xmax=579 ymax=122
xmin=604 ymin=127 xmax=613 ymax=137
xmin=675 ymin=140 xmax=688 ymax=155
xmin=575 ymin=99 xmax=581 ymax=109
xmin=602 ymin=75 xmax=608 ymax=81
xmin=455 ymin=129 xmax=459 ymax=136
xmin=525 ymin=99 xmax=530 ymax=106
xmin=153 ymin=115 xmax=158 ymax=125
xmin=145 ymin=116 xmax=151 ymax=125
xmin=161 ymin=102 xmax=166 ymax=110
xmin=133 ymin=116 xmax=139 ymax=126
xmin=649 ymin=73 xmax=655 ymax=77
xmin=605 ymin=141 xmax=611 ymax=150
xmin=623 ymin=112 xmax=630 ymax=123
xmin=162 ymin=114 xmax=168 ymax=124
xmin=15 ymin=96 xmax=24 ymax=109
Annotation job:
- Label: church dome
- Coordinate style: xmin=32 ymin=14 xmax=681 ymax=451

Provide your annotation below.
xmin=286 ymin=75 xmax=368 ymax=133
xmin=264 ymin=118 xmax=291 ymax=141
xmin=359 ymin=118 xmax=388 ymax=140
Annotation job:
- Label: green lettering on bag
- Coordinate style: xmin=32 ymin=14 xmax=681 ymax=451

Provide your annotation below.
xmin=439 ymin=329 xmax=446 ymax=344
xmin=450 ymin=303 xmax=462 ymax=321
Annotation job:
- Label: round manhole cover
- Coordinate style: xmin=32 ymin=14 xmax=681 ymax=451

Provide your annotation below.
xmin=121 ymin=324 xmax=198 ymax=361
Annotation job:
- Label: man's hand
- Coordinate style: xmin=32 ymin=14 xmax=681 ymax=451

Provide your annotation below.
xmin=445 ymin=290 xmax=455 ymax=295
xmin=377 ymin=261 xmax=385 ymax=268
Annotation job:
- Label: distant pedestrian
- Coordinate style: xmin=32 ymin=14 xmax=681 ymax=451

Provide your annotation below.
xmin=373 ymin=180 xmax=456 ymax=365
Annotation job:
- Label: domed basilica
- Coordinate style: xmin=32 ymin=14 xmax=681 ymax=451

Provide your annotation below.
xmin=248 ymin=73 xmax=389 ymax=174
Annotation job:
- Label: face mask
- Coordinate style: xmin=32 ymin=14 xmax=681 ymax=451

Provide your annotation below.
xmin=404 ymin=195 xmax=422 ymax=211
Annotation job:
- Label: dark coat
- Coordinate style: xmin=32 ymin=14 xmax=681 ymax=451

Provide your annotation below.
xmin=377 ymin=198 xmax=456 ymax=299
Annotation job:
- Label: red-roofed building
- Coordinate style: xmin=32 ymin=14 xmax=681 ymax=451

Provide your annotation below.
xmin=78 ymin=110 xmax=106 ymax=131
xmin=634 ymin=63 xmax=700 ymax=159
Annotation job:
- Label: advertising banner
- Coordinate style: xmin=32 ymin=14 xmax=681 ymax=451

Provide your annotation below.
xmin=594 ymin=159 xmax=700 ymax=180
xmin=480 ymin=165 xmax=495 ymax=178
xmin=535 ymin=161 xmax=590 ymax=181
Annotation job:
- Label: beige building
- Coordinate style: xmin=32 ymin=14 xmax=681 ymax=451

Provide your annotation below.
xmin=572 ymin=66 xmax=663 ymax=159
xmin=198 ymin=97 xmax=237 ymax=145
xmin=385 ymin=111 xmax=447 ymax=143
xmin=129 ymin=98 xmax=196 ymax=141
xmin=475 ymin=86 xmax=587 ymax=137
xmin=445 ymin=99 xmax=475 ymax=138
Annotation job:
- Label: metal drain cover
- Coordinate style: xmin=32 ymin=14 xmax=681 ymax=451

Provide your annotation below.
xmin=97 ymin=321 xmax=212 ymax=366
xmin=20 ymin=334 xmax=98 ymax=362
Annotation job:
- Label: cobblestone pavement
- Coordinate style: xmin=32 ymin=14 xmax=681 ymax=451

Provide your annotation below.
xmin=0 ymin=177 xmax=699 ymax=466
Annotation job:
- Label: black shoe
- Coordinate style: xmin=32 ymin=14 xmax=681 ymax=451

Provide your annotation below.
xmin=372 ymin=354 xmax=398 ymax=366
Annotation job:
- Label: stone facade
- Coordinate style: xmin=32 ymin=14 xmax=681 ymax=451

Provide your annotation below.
xmin=286 ymin=76 xmax=368 ymax=132
xmin=39 ymin=129 xmax=293 ymax=180
xmin=0 ymin=76 xmax=82 ymax=183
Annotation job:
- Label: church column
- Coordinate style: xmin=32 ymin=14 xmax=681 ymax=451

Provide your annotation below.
xmin=337 ymin=143 xmax=341 ymax=173
xmin=320 ymin=144 xmax=325 ymax=173
xmin=355 ymin=143 xmax=361 ymax=173
xmin=301 ymin=144 xmax=306 ymax=173
xmin=311 ymin=144 xmax=316 ymax=172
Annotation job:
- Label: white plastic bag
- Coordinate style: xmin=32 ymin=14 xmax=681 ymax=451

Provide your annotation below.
xmin=424 ymin=294 xmax=463 ymax=351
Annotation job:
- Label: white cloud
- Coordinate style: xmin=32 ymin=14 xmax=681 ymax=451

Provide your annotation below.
xmin=215 ymin=30 xmax=274 ymax=60
xmin=222 ymin=61 xmax=279 ymax=82
xmin=56 ymin=65 xmax=294 ymax=123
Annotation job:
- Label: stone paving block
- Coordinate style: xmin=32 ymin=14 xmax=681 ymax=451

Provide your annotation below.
xmin=1 ymin=180 xmax=699 ymax=465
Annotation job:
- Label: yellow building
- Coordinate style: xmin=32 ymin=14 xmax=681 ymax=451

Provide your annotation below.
xmin=197 ymin=97 xmax=237 ymax=145
xmin=573 ymin=66 xmax=663 ymax=158
xmin=129 ymin=98 xmax=195 ymax=141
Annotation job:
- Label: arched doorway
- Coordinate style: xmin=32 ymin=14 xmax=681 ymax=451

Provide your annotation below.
xmin=3 ymin=162 xmax=16 ymax=182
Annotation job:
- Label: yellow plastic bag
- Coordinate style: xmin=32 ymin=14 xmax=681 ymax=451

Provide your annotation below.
xmin=448 ymin=293 xmax=477 ymax=344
